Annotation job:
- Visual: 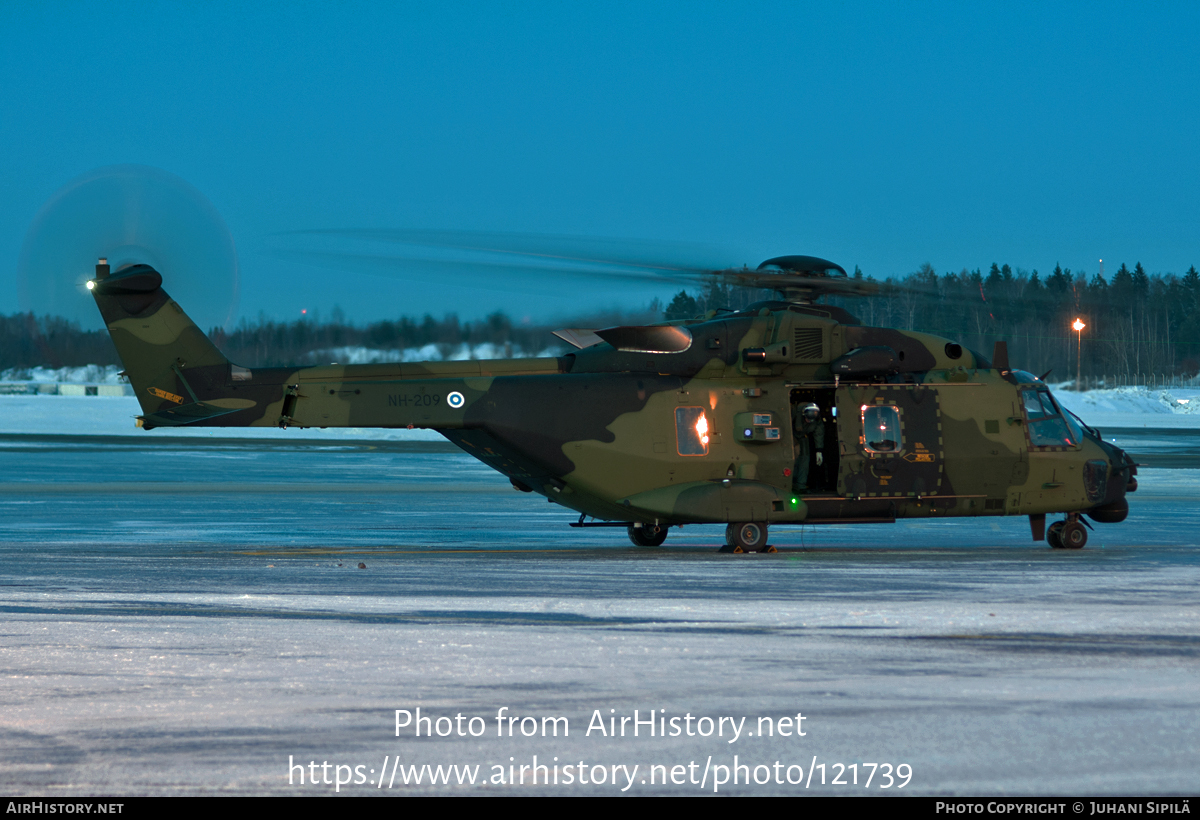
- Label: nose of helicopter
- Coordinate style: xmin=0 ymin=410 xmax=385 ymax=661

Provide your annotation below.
xmin=1116 ymin=445 xmax=1138 ymax=494
xmin=1088 ymin=439 xmax=1136 ymax=523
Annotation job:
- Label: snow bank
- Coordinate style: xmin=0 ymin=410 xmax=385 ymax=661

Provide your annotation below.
xmin=1052 ymin=385 xmax=1200 ymax=429
xmin=312 ymin=343 xmax=559 ymax=364
xmin=1 ymin=364 xmax=127 ymax=384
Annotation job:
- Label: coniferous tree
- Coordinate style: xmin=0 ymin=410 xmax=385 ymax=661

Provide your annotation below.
xmin=1133 ymin=263 xmax=1149 ymax=300
xmin=664 ymin=290 xmax=699 ymax=321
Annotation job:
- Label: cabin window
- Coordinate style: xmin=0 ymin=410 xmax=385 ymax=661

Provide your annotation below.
xmin=1021 ymin=389 xmax=1076 ymax=447
xmin=675 ymin=407 xmax=710 ymax=456
xmin=862 ymin=405 xmax=902 ymax=454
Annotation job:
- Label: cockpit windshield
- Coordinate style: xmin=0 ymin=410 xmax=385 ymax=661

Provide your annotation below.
xmin=1021 ymin=388 xmax=1077 ymax=447
xmin=1064 ymin=406 xmax=1097 ymax=440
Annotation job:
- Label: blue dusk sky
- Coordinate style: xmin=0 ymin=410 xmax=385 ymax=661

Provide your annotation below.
xmin=3 ymin=2 xmax=1199 ymax=330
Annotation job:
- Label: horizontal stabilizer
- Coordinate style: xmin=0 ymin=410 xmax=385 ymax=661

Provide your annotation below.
xmin=139 ymin=401 xmax=245 ymax=430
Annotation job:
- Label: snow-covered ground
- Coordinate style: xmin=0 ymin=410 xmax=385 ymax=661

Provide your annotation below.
xmin=2 ymin=392 xmax=1197 ymax=795
xmin=1 ymin=364 xmax=128 ymax=384
xmin=2 ymin=383 xmax=1199 ymax=438
xmin=0 ymin=345 xmax=561 ymax=382
xmin=0 ymin=394 xmax=444 ymax=440
xmin=1052 ymin=384 xmax=1200 ymax=429
xmin=2 ymin=438 xmax=1198 ymax=795
xmin=315 ymin=342 xmax=558 ymax=364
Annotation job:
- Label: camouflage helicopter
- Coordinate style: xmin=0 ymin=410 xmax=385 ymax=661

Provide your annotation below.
xmin=86 ymin=252 xmax=1135 ymax=553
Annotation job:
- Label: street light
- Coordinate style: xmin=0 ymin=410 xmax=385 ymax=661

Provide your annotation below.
xmin=1073 ymin=318 xmax=1086 ymax=390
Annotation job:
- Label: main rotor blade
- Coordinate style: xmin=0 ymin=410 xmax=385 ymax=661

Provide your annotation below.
xmin=263 ymin=229 xmax=739 ymax=293
xmin=283 ymin=228 xmax=730 ymax=274
xmin=266 ymin=228 xmax=883 ymax=301
xmin=265 ymin=248 xmax=708 ymax=295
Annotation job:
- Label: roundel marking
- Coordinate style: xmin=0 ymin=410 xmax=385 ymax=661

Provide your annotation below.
xmin=447 ymin=391 xmax=465 ymax=408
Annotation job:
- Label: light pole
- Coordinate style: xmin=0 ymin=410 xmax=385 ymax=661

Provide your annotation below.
xmin=1073 ymin=318 xmax=1086 ymax=390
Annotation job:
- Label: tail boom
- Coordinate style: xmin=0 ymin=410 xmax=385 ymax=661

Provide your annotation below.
xmin=89 ymin=261 xmax=560 ymax=431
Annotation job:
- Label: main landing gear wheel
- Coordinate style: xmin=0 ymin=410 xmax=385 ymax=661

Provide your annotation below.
xmin=1046 ymin=521 xmax=1065 ymax=549
xmin=628 ymin=524 xmax=668 ymax=547
xmin=720 ymin=522 xmax=770 ymax=553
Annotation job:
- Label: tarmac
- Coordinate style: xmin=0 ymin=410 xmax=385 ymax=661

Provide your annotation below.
xmin=0 ymin=430 xmax=1196 ymax=795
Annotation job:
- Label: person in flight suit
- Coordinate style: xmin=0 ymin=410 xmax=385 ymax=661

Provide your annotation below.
xmin=793 ymin=401 xmax=825 ymax=493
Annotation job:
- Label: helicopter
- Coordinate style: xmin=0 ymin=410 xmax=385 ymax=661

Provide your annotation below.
xmin=84 ymin=249 xmax=1135 ymax=553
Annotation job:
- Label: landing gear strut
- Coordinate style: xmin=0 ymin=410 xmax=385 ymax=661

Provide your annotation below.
xmin=1048 ymin=514 xmax=1087 ymax=549
xmin=628 ymin=523 xmax=668 ymax=547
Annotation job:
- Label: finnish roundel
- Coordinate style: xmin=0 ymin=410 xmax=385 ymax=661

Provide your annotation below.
xmin=447 ymin=391 xmax=465 ymax=408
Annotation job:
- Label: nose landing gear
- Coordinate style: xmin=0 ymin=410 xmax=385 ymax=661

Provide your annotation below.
xmin=628 ymin=523 xmax=669 ymax=547
xmin=1048 ymin=514 xmax=1088 ymax=549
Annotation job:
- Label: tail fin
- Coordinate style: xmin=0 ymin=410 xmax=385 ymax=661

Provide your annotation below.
xmin=89 ymin=259 xmax=241 ymax=428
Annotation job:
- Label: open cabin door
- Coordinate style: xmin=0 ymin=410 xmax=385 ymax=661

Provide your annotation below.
xmin=835 ymin=383 xmax=944 ymax=498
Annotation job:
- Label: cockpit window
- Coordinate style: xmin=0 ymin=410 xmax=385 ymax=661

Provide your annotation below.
xmin=1022 ymin=388 xmax=1077 ymax=447
xmin=1022 ymin=389 xmax=1054 ymax=420
xmin=1064 ymin=407 xmax=1096 ymax=440
xmin=1063 ymin=409 xmax=1086 ymax=442
xmin=862 ymin=405 xmax=902 ymax=454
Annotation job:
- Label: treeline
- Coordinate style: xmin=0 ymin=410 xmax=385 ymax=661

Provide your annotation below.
xmin=0 ymin=307 xmax=657 ymax=370
xmin=5 ymin=262 xmax=1199 ymax=377
xmin=0 ymin=314 xmax=120 ymax=370
xmin=850 ymin=262 xmax=1200 ymax=379
xmin=208 ymin=310 xmax=572 ymax=365
xmin=665 ymin=262 xmax=1200 ymax=379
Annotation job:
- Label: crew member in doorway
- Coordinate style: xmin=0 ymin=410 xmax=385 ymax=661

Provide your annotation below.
xmin=793 ymin=402 xmax=824 ymax=493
